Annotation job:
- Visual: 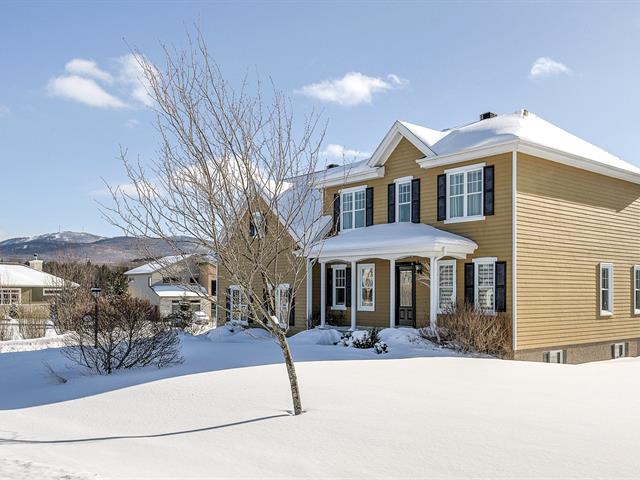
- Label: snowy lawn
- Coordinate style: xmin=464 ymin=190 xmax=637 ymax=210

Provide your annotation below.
xmin=1 ymin=326 xmax=639 ymax=479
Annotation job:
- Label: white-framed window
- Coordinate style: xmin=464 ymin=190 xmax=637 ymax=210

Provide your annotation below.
xmin=275 ymin=284 xmax=290 ymax=325
xmin=341 ymin=187 xmax=366 ymax=231
xmin=634 ymin=265 xmax=640 ymax=315
xmin=251 ymin=212 xmax=265 ymax=238
xmin=599 ymin=263 xmax=613 ymax=316
xmin=544 ymin=350 xmax=565 ymax=364
xmin=474 ymin=258 xmax=495 ymax=314
xmin=445 ymin=163 xmax=485 ymax=223
xmin=357 ymin=263 xmax=375 ymax=311
xmin=612 ymin=342 xmax=626 ymax=359
xmin=332 ymin=265 xmax=347 ymax=309
xmin=437 ymin=260 xmax=456 ymax=313
xmin=0 ymin=288 xmax=20 ymax=305
xmin=396 ymin=178 xmax=412 ymax=222
xmin=43 ymin=288 xmax=62 ymax=297
xmin=229 ymin=285 xmax=248 ymax=322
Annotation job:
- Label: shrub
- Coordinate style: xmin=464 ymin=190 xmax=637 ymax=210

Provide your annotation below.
xmin=18 ymin=319 xmax=47 ymax=339
xmin=0 ymin=320 xmax=9 ymax=341
xmin=351 ymin=328 xmax=381 ymax=349
xmin=63 ymin=295 xmax=182 ymax=374
xmin=421 ymin=302 xmax=511 ymax=357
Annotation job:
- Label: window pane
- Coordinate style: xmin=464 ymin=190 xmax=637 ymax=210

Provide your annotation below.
xmin=354 ymin=210 xmax=365 ymax=228
xmin=467 ymin=169 xmax=482 ymax=194
xmin=601 ymin=289 xmax=609 ymax=311
xmin=336 ymin=287 xmax=345 ymax=305
xmin=400 ymin=271 xmax=412 ymax=307
xmin=360 ymin=266 xmax=374 ymax=308
xmin=354 ymin=190 xmax=365 ymax=210
xmin=467 ymin=192 xmax=482 ymax=216
xmin=450 ymin=173 xmax=464 ymax=195
xmin=342 ymin=192 xmax=353 ymax=212
xmin=398 ymin=182 xmax=411 ymax=203
xmin=342 ymin=212 xmax=352 ymax=230
xmin=450 ymin=196 xmax=463 ymax=218
xmin=477 ymin=263 xmax=494 ymax=311
xmin=398 ymin=203 xmax=411 ymax=222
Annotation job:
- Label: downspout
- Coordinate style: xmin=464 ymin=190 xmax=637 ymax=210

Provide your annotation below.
xmin=512 ymin=150 xmax=518 ymax=353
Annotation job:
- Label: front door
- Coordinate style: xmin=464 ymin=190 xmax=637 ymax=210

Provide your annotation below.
xmin=396 ymin=265 xmax=416 ymax=327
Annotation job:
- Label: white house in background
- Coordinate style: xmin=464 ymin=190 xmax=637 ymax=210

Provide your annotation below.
xmin=125 ymin=254 xmax=217 ymax=320
xmin=0 ymin=255 xmax=76 ymax=306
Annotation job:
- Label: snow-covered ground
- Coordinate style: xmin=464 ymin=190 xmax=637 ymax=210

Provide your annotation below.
xmin=1 ymin=326 xmax=639 ymax=479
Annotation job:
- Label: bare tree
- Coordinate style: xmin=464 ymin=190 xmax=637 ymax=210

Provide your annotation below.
xmin=104 ymin=35 xmax=327 ymax=415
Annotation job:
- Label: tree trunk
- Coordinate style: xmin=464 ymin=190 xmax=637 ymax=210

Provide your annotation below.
xmin=273 ymin=328 xmax=302 ymax=415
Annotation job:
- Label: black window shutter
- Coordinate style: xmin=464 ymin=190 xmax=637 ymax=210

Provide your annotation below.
xmin=437 ymin=174 xmax=447 ymax=221
xmin=411 ymin=178 xmax=420 ymax=223
xmin=345 ymin=266 xmax=352 ymax=308
xmin=365 ymin=187 xmax=374 ymax=226
xmin=326 ymin=268 xmax=333 ymax=307
xmin=332 ymin=194 xmax=340 ymax=233
xmin=249 ymin=219 xmax=256 ymax=237
xmin=495 ymin=261 xmax=507 ymax=312
xmin=288 ymin=288 xmax=295 ymax=326
xmin=483 ymin=165 xmax=494 ymax=216
xmin=387 ymin=183 xmax=396 ymax=223
xmin=225 ymin=287 xmax=231 ymax=322
xmin=464 ymin=263 xmax=474 ymax=305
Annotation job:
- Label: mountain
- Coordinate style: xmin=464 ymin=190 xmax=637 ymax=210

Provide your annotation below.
xmin=0 ymin=231 xmax=199 ymax=265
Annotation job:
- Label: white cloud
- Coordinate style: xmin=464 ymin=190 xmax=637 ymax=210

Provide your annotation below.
xmin=124 ymin=118 xmax=140 ymax=128
xmin=0 ymin=104 xmax=9 ymax=117
xmin=529 ymin=57 xmax=571 ymax=79
xmin=117 ymin=54 xmax=154 ymax=107
xmin=321 ymin=143 xmax=370 ymax=160
xmin=297 ymin=72 xmax=408 ymax=106
xmin=46 ymin=75 xmax=127 ymax=109
xmin=65 ymin=58 xmax=113 ymax=83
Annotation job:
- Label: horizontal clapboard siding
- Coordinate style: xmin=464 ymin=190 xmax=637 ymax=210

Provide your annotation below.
xmin=516 ymin=154 xmax=640 ymax=350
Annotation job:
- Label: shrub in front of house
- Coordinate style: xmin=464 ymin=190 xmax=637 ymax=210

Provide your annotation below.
xmin=421 ymin=302 xmax=511 ymax=357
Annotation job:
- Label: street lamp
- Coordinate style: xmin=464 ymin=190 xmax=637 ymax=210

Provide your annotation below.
xmin=90 ymin=287 xmax=102 ymax=348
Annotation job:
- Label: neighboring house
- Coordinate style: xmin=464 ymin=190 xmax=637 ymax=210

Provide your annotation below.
xmin=219 ymin=110 xmax=640 ymax=364
xmin=0 ymin=255 xmax=73 ymax=306
xmin=125 ymin=254 xmax=217 ymax=319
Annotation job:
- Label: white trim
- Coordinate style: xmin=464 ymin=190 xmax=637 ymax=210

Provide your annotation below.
xmin=350 ymin=260 xmax=357 ymax=330
xmin=634 ymin=265 xmax=640 ymax=315
xmin=0 ymin=288 xmax=21 ymax=305
xmin=315 ymin=167 xmax=384 ymax=189
xmin=443 ymin=162 xmax=486 ymax=175
xmin=512 ymin=150 xmax=518 ymax=352
xmin=395 ymin=178 xmax=412 ymax=223
xmin=418 ymin=143 xmax=514 ymax=170
xmin=472 ymin=257 xmax=498 ymax=263
xmin=339 ymin=184 xmax=368 ymax=194
xmin=437 ymin=259 xmax=456 ymax=314
xmin=599 ymin=262 xmax=614 ymax=316
xmin=368 ymin=121 xmax=436 ymax=168
xmin=445 ymin=163 xmax=485 ymax=222
xmin=389 ymin=259 xmax=396 ymax=328
xmin=444 ymin=215 xmax=485 ymax=225
xmin=320 ymin=262 xmax=326 ymax=327
xmin=331 ymin=264 xmax=347 ymax=310
xmin=474 ymin=258 xmax=496 ymax=315
xmin=306 ymin=259 xmax=312 ymax=323
xmin=357 ymin=263 xmax=375 ymax=312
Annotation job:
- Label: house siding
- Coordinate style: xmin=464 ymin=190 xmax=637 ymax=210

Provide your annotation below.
xmin=516 ymin=153 xmax=640 ymax=351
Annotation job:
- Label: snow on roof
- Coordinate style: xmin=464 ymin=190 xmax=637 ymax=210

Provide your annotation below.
xmin=308 ymin=223 xmax=477 ymax=260
xmin=0 ymin=264 xmax=75 ymax=288
xmin=404 ymin=111 xmax=640 ymax=177
xmin=152 ymin=284 xmax=207 ymax=298
xmin=124 ymin=255 xmax=193 ymax=275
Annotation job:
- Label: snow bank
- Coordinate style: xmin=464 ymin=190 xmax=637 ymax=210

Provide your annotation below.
xmin=0 ymin=332 xmax=71 ymax=353
xmin=378 ymin=327 xmax=424 ymax=346
xmin=0 ymin=458 xmax=98 ymax=480
xmin=289 ymin=328 xmax=341 ymax=345
xmin=205 ymin=324 xmax=273 ymax=343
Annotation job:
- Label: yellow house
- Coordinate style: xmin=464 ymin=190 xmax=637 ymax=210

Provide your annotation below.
xmin=218 ymin=110 xmax=640 ymax=364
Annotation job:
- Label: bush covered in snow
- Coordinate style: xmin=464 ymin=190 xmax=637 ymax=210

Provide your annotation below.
xmin=63 ymin=296 xmax=182 ymax=374
xmin=351 ymin=328 xmax=381 ymax=349
xmin=421 ymin=302 xmax=511 ymax=356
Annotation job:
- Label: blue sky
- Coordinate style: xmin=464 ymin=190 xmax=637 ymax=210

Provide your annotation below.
xmin=1 ymin=1 xmax=639 ymax=240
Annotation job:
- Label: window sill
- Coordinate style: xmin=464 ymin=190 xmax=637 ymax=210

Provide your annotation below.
xmin=331 ymin=305 xmax=347 ymax=311
xmin=635 ymin=309 xmax=640 ymax=315
xmin=444 ymin=215 xmax=485 ymax=225
xmin=600 ymin=311 xmax=613 ymax=317
xmin=357 ymin=306 xmax=375 ymax=312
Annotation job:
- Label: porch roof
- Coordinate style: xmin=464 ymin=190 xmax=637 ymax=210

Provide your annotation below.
xmin=152 ymin=284 xmax=207 ymax=298
xmin=308 ymin=223 xmax=477 ymax=262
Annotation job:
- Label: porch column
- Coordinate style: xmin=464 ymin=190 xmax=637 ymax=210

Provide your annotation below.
xmin=429 ymin=256 xmax=438 ymax=332
xmin=350 ymin=260 xmax=357 ymax=331
xmin=389 ymin=259 xmax=396 ymax=328
xmin=320 ymin=261 xmax=326 ymax=328
xmin=306 ymin=258 xmax=313 ymax=327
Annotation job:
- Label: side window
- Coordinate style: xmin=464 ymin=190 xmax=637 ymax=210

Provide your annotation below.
xmin=357 ymin=264 xmax=375 ymax=311
xmin=599 ymin=263 xmax=613 ymax=316
xmin=332 ymin=265 xmax=346 ymax=308
xmin=475 ymin=260 xmax=495 ymax=314
xmin=397 ymin=181 xmax=411 ymax=222
xmin=437 ymin=260 xmax=456 ymax=313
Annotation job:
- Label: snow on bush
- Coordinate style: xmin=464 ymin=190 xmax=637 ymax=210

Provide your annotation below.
xmin=289 ymin=328 xmax=341 ymax=346
xmin=378 ymin=327 xmax=423 ymax=346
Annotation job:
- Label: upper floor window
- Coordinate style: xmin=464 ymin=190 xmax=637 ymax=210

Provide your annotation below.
xmin=599 ymin=263 xmax=613 ymax=316
xmin=444 ymin=163 xmax=485 ymax=223
xmin=341 ymin=188 xmax=366 ymax=230
xmin=397 ymin=180 xmax=411 ymax=222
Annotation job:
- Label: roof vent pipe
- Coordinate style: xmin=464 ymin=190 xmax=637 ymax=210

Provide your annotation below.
xmin=326 ymin=163 xmax=340 ymax=169
xmin=479 ymin=112 xmax=497 ymax=121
